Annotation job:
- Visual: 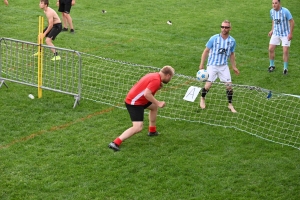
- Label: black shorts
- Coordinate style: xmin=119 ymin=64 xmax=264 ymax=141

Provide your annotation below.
xmin=43 ymin=23 xmax=62 ymax=40
xmin=58 ymin=0 xmax=72 ymax=14
xmin=125 ymin=102 xmax=152 ymax=122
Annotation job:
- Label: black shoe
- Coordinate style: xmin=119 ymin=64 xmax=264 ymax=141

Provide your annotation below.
xmin=62 ymin=27 xmax=68 ymax=31
xmin=108 ymin=142 xmax=120 ymax=151
xmin=148 ymin=131 xmax=159 ymax=136
xmin=283 ymin=69 xmax=288 ymax=75
xmin=268 ymin=66 xmax=275 ymax=72
xmin=70 ymin=29 xmax=75 ymax=34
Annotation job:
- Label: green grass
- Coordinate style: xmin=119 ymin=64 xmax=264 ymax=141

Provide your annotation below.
xmin=1 ymin=0 xmax=300 ymax=199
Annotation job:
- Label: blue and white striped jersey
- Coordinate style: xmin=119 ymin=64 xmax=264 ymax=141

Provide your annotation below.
xmin=270 ymin=7 xmax=293 ymax=37
xmin=206 ymin=34 xmax=236 ymax=66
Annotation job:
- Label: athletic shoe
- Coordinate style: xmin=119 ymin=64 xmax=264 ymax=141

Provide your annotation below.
xmin=70 ymin=29 xmax=75 ymax=34
xmin=62 ymin=27 xmax=68 ymax=31
xmin=108 ymin=142 xmax=120 ymax=151
xmin=283 ymin=69 xmax=288 ymax=75
xmin=268 ymin=66 xmax=275 ymax=72
xmin=148 ymin=131 xmax=159 ymax=136
xmin=51 ymin=55 xmax=61 ymax=61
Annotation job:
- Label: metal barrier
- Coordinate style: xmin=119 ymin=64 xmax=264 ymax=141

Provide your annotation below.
xmin=0 ymin=37 xmax=81 ymax=108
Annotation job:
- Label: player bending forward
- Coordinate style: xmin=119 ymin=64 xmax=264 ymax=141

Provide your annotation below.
xmin=38 ymin=0 xmax=62 ymax=61
xmin=199 ymin=20 xmax=240 ymax=113
xmin=108 ymin=66 xmax=175 ymax=151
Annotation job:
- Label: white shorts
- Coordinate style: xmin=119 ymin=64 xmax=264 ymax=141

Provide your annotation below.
xmin=269 ymin=35 xmax=291 ymax=47
xmin=207 ymin=65 xmax=231 ymax=83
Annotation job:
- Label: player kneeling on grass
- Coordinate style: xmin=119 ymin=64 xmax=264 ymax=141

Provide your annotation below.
xmin=38 ymin=0 xmax=62 ymax=61
xmin=199 ymin=20 xmax=240 ymax=113
xmin=108 ymin=66 xmax=175 ymax=151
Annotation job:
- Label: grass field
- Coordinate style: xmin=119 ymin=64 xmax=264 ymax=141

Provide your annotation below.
xmin=1 ymin=0 xmax=300 ymax=199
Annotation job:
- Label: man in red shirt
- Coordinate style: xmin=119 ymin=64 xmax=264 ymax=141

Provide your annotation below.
xmin=108 ymin=66 xmax=175 ymax=151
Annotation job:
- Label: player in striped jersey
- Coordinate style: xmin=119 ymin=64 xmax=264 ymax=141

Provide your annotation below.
xmin=199 ymin=20 xmax=240 ymax=113
xmin=268 ymin=0 xmax=294 ymax=75
xmin=108 ymin=66 xmax=175 ymax=151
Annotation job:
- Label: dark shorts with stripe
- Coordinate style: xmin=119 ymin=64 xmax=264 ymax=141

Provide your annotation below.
xmin=125 ymin=102 xmax=152 ymax=122
xmin=43 ymin=23 xmax=62 ymax=40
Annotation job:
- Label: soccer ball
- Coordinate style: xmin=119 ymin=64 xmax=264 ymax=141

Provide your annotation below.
xmin=196 ymin=69 xmax=209 ymax=82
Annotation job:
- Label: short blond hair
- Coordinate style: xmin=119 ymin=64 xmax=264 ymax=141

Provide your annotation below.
xmin=160 ymin=65 xmax=175 ymax=76
xmin=222 ymin=20 xmax=231 ymax=27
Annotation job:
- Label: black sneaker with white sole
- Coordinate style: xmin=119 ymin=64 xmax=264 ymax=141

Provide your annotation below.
xmin=268 ymin=66 xmax=275 ymax=72
xmin=108 ymin=142 xmax=120 ymax=151
xmin=283 ymin=69 xmax=288 ymax=75
xmin=148 ymin=131 xmax=159 ymax=136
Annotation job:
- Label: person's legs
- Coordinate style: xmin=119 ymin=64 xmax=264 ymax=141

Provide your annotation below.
xmin=200 ymin=81 xmax=212 ymax=109
xmin=62 ymin=13 xmax=68 ymax=30
xmin=147 ymin=103 xmax=159 ymax=136
xmin=62 ymin=12 xmax=74 ymax=31
xmin=268 ymin=35 xmax=280 ymax=72
xmin=45 ymin=37 xmax=56 ymax=54
xmin=118 ymin=122 xmax=143 ymax=141
xmin=225 ymin=83 xmax=236 ymax=113
xmin=109 ymin=104 xmax=144 ymax=151
xmin=282 ymin=36 xmax=290 ymax=74
xmin=200 ymin=65 xmax=216 ymax=109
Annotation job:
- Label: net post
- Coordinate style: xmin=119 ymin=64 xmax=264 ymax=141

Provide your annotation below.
xmin=37 ymin=16 xmax=44 ymax=98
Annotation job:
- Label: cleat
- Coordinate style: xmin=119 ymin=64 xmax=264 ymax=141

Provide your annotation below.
xmin=268 ymin=66 xmax=275 ymax=72
xmin=51 ymin=55 xmax=61 ymax=61
xmin=167 ymin=20 xmax=172 ymax=25
xmin=70 ymin=29 xmax=75 ymax=34
xmin=102 ymin=10 xmax=106 ymax=13
xmin=62 ymin=27 xmax=68 ymax=31
xmin=148 ymin=131 xmax=159 ymax=136
xmin=283 ymin=69 xmax=288 ymax=75
xmin=108 ymin=142 xmax=120 ymax=151
xmin=200 ymin=97 xmax=206 ymax=109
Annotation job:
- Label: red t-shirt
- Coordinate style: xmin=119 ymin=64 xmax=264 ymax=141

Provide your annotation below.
xmin=125 ymin=73 xmax=161 ymax=105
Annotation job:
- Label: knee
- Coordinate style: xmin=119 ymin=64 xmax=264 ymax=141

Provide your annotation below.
xmin=269 ymin=46 xmax=275 ymax=52
xmin=45 ymin=38 xmax=51 ymax=44
xmin=136 ymin=125 xmax=143 ymax=133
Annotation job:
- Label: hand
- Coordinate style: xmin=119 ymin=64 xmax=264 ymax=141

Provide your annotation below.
xmin=71 ymin=0 xmax=75 ymax=6
xmin=232 ymin=67 xmax=240 ymax=75
xmin=157 ymin=101 xmax=166 ymax=108
xmin=268 ymin=30 xmax=273 ymax=37
xmin=38 ymin=33 xmax=45 ymax=40
xmin=4 ymin=0 xmax=8 ymax=5
xmin=56 ymin=1 xmax=59 ymax=6
xmin=288 ymin=33 xmax=293 ymax=41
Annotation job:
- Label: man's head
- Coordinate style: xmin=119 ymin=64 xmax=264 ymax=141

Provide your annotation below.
xmin=39 ymin=0 xmax=49 ymax=8
xmin=272 ymin=0 xmax=281 ymax=10
xmin=159 ymin=65 xmax=175 ymax=84
xmin=220 ymin=20 xmax=231 ymax=35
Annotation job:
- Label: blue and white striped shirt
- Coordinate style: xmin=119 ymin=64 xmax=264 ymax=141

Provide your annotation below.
xmin=270 ymin=7 xmax=293 ymax=37
xmin=206 ymin=34 xmax=236 ymax=66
